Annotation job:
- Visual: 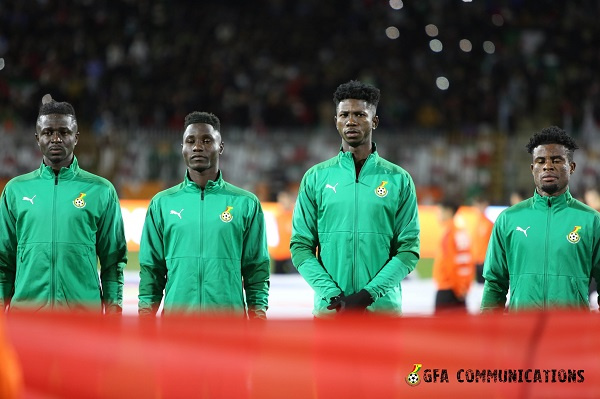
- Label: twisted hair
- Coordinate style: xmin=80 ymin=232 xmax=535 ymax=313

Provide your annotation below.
xmin=526 ymin=126 xmax=579 ymax=162
xmin=333 ymin=80 xmax=380 ymax=108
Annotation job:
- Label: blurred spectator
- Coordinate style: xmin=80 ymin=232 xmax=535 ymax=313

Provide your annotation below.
xmin=471 ymin=195 xmax=494 ymax=284
xmin=433 ymin=199 xmax=475 ymax=314
xmin=0 ymin=313 xmax=21 ymax=399
xmin=509 ymin=189 xmax=527 ymax=206
xmin=584 ymin=187 xmax=600 ymax=212
xmin=271 ymin=186 xmax=298 ymax=274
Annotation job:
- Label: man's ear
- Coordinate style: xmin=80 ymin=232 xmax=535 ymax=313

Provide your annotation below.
xmin=219 ymin=141 xmax=224 ymax=155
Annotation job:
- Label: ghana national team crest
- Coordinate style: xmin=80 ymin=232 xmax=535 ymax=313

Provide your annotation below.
xmin=405 ymin=363 xmax=422 ymax=387
xmin=567 ymin=225 xmax=581 ymax=244
xmin=220 ymin=206 xmax=234 ymax=223
xmin=73 ymin=193 xmax=87 ymax=208
xmin=375 ymin=181 xmax=388 ymax=198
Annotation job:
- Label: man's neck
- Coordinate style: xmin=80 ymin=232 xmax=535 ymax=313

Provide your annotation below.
xmin=188 ymin=169 xmax=219 ymax=189
xmin=342 ymin=141 xmax=372 ymax=163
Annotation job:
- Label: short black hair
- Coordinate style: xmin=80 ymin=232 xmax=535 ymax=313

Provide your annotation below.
xmin=440 ymin=198 xmax=460 ymax=215
xmin=38 ymin=99 xmax=76 ymax=119
xmin=184 ymin=111 xmax=220 ymax=131
xmin=526 ymin=126 xmax=579 ymax=162
xmin=333 ymin=80 xmax=380 ymax=108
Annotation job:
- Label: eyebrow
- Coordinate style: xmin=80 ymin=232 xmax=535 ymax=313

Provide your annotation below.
xmin=338 ymin=110 xmax=367 ymax=114
xmin=535 ymin=155 xmax=565 ymax=160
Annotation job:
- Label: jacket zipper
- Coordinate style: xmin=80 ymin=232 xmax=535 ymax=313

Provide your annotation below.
xmin=353 ymin=158 xmax=367 ymax=293
xmin=51 ymin=172 xmax=59 ymax=308
xmin=199 ymin=188 xmax=205 ymax=309
xmin=544 ymin=198 xmax=552 ymax=310
xmin=354 ymin=177 xmax=359 ymax=292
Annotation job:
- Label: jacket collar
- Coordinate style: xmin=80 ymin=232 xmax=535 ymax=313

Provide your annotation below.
xmin=338 ymin=142 xmax=378 ymax=166
xmin=38 ymin=156 xmax=79 ymax=180
xmin=184 ymin=170 xmax=225 ymax=192
xmin=532 ymin=188 xmax=572 ymax=210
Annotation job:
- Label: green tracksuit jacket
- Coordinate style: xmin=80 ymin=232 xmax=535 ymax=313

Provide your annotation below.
xmin=0 ymin=157 xmax=126 ymax=312
xmin=290 ymin=146 xmax=420 ymax=316
xmin=481 ymin=190 xmax=600 ymax=311
xmin=138 ymin=172 xmax=270 ymax=317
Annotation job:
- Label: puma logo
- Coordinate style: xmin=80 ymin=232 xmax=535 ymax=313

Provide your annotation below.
xmin=325 ymin=183 xmax=338 ymax=193
xmin=170 ymin=209 xmax=184 ymax=219
xmin=22 ymin=195 xmax=36 ymax=204
xmin=516 ymin=226 xmax=530 ymax=237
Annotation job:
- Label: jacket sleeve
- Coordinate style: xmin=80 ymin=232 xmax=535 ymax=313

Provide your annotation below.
xmin=138 ymin=200 xmax=167 ymax=316
xmin=480 ymin=215 xmax=510 ymax=312
xmin=241 ymin=199 xmax=270 ymax=319
xmin=591 ymin=213 xmax=600 ymax=308
xmin=290 ymin=172 xmax=342 ymax=301
xmin=364 ymin=175 xmax=420 ymax=300
xmin=96 ymin=185 xmax=126 ymax=314
xmin=0 ymin=188 xmax=16 ymax=310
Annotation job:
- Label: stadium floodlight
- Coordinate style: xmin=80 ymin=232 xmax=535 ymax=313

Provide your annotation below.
xmin=436 ymin=77 xmax=450 ymax=90
xmin=386 ymin=26 xmax=400 ymax=40
xmin=429 ymin=39 xmax=443 ymax=53
xmin=389 ymin=0 xmax=403 ymax=10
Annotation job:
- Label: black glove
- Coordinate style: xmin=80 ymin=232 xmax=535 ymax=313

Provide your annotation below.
xmin=342 ymin=289 xmax=374 ymax=311
xmin=327 ymin=295 xmax=345 ymax=312
xmin=326 ymin=289 xmax=374 ymax=312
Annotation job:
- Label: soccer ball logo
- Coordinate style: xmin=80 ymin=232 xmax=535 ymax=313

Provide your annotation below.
xmin=375 ymin=181 xmax=388 ymax=198
xmin=73 ymin=193 xmax=87 ymax=209
xmin=405 ymin=364 xmax=422 ymax=387
xmin=406 ymin=373 xmax=420 ymax=386
xmin=220 ymin=206 xmax=234 ymax=223
xmin=566 ymin=226 xmax=581 ymax=244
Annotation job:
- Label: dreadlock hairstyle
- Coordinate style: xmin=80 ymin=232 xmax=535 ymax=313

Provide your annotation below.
xmin=184 ymin=111 xmax=221 ymax=131
xmin=526 ymin=126 xmax=579 ymax=162
xmin=333 ymin=80 xmax=380 ymax=108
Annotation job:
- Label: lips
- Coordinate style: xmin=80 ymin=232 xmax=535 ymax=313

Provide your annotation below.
xmin=541 ymin=175 xmax=557 ymax=182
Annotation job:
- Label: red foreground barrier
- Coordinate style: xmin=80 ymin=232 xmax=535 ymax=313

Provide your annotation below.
xmin=4 ymin=310 xmax=599 ymax=399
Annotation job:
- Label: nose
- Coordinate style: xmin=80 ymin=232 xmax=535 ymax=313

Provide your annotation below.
xmin=50 ymin=131 xmax=62 ymax=142
xmin=192 ymin=142 xmax=204 ymax=151
xmin=542 ymin=159 xmax=554 ymax=170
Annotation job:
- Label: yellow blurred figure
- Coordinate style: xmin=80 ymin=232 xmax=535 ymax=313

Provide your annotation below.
xmin=0 ymin=314 xmax=22 ymax=399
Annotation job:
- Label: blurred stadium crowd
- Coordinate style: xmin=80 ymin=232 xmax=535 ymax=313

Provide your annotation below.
xmin=1 ymin=0 xmax=600 ymax=203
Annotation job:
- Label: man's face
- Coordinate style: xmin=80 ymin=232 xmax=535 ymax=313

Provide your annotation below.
xmin=36 ymin=114 xmax=79 ymax=170
xmin=182 ymin=123 xmax=223 ymax=174
xmin=334 ymin=99 xmax=378 ymax=148
xmin=530 ymin=143 xmax=575 ymax=197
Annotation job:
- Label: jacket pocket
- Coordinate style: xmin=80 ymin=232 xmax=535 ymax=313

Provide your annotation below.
xmin=55 ymin=244 xmax=102 ymax=306
xmin=14 ymin=243 xmax=52 ymax=303
xmin=570 ymin=277 xmax=589 ymax=308
xmin=202 ymin=258 xmax=244 ymax=311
